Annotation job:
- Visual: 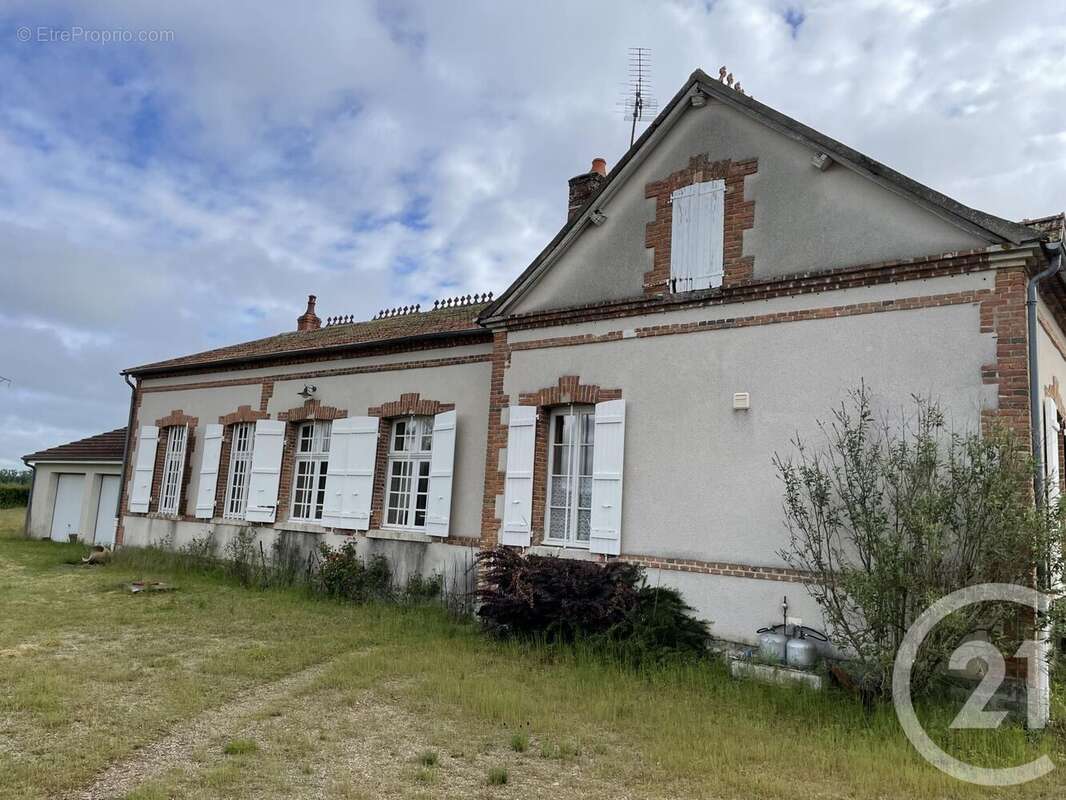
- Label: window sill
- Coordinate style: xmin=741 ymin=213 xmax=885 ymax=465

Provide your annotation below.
xmin=274 ymin=520 xmax=330 ymax=534
xmin=145 ymin=512 xmax=182 ymax=521
xmin=367 ymin=528 xmax=433 ymax=544
xmin=527 ymin=543 xmax=595 ymax=560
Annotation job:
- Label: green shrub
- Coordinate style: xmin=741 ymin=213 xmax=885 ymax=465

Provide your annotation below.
xmin=0 ymin=469 xmax=31 ymax=486
xmin=487 ymin=766 xmax=508 ymax=786
xmin=509 ymin=733 xmax=528 ymax=752
xmin=315 ymin=541 xmax=392 ymax=601
xmin=0 ymin=484 xmax=29 ymax=508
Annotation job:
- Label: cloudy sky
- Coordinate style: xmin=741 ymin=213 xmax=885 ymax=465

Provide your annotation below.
xmin=1 ymin=0 xmax=1065 ymax=468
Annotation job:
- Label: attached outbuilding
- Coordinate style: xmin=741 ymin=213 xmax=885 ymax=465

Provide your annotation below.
xmin=22 ymin=428 xmax=127 ymax=545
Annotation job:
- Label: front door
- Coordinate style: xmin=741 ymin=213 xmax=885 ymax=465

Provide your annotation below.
xmin=94 ymin=475 xmax=120 ymax=546
xmin=50 ymin=474 xmax=85 ymax=542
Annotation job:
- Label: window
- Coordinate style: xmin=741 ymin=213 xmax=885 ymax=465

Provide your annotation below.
xmin=158 ymin=425 xmax=187 ymax=515
xmin=670 ymin=179 xmax=725 ymax=293
xmin=545 ymin=406 xmax=595 ymax=546
xmin=223 ymin=422 xmax=255 ymax=519
xmin=290 ymin=421 xmax=331 ymax=521
xmin=385 ymin=416 xmax=433 ymax=529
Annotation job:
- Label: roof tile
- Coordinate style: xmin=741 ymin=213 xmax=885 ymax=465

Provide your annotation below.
xmin=126 ymin=303 xmax=490 ymax=375
xmin=23 ymin=428 xmax=127 ymax=464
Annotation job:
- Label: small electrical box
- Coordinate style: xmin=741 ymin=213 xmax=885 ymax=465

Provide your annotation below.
xmin=732 ymin=392 xmax=751 ymax=410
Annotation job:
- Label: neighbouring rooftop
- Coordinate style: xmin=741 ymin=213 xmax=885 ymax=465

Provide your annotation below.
xmin=23 ymin=427 xmax=127 ymax=464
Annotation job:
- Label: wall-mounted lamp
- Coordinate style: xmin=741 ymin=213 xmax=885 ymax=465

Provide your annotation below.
xmin=297 ymin=384 xmax=318 ymax=399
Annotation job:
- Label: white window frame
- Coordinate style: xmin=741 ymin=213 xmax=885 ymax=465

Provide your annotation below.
xmin=223 ymin=422 xmax=255 ymax=519
xmin=158 ymin=425 xmax=187 ymax=516
xmin=544 ymin=405 xmax=595 ymax=548
xmin=290 ymin=420 xmax=331 ymax=522
xmin=384 ymin=415 xmax=434 ymax=530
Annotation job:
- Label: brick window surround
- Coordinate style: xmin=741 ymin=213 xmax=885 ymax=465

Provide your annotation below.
xmin=214 ymin=406 xmax=271 ymax=520
xmin=644 ymin=155 xmax=757 ymax=296
xmin=275 ymin=399 xmax=348 ymax=525
xmin=367 ymin=393 xmax=455 ymax=531
xmin=516 ymin=377 xmax=621 ymax=546
xmin=149 ymin=410 xmax=199 ymax=516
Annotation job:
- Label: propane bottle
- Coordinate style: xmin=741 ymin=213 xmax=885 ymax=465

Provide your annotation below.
xmin=757 ymin=626 xmax=788 ymax=664
xmin=786 ymin=627 xmax=819 ymax=670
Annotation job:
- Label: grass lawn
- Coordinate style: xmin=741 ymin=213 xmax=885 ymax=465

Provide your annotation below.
xmin=2 ymin=505 xmax=1065 ymax=799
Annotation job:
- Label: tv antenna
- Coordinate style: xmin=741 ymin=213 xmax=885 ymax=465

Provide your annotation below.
xmin=618 ymin=47 xmax=658 ymax=148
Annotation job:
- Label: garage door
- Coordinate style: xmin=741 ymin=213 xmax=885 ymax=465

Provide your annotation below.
xmin=93 ymin=475 xmax=120 ymax=547
xmin=51 ymin=474 xmax=85 ymax=542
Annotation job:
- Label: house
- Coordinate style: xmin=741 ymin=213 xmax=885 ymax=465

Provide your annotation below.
xmin=23 ymin=428 xmax=127 ymax=545
xmin=115 ymin=68 xmax=1066 ymax=645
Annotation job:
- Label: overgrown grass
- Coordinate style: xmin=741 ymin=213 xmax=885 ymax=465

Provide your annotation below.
xmin=1 ymin=506 xmax=1065 ymax=799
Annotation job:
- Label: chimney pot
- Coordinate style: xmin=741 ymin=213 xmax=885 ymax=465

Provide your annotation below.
xmin=296 ymin=294 xmax=322 ymax=332
xmin=567 ymin=157 xmax=609 ymax=222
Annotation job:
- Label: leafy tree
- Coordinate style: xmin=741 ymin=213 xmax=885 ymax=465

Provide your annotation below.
xmin=774 ymin=386 xmax=1064 ymax=696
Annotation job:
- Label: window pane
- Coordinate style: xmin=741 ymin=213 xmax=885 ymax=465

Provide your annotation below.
xmin=550 ymin=475 xmax=570 ymax=506
xmin=549 ymin=508 xmax=568 ymax=540
xmin=552 ymin=444 xmax=571 ymax=475
xmin=579 ymin=444 xmax=594 ymax=476
xmin=578 ymin=476 xmax=592 ymax=509
xmin=581 ymin=413 xmax=595 ymax=444
xmin=393 ymin=420 xmax=407 ymax=451
xmin=420 ymin=418 xmax=433 ymax=452
xmin=576 ymin=509 xmax=591 ymax=542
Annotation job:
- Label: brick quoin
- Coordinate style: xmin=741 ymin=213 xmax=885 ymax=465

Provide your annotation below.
xmin=644 ymin=155 xmax=757 ymax=295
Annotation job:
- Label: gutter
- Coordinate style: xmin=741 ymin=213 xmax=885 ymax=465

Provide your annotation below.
xmin=1029 ymin=241 xmax=1064 ymax=505
xmin=122 ymin=327 xmax=489 ymax=379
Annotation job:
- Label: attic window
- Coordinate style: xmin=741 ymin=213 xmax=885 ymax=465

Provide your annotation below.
xmin=669 ymin=179 xmax=725 ymax=292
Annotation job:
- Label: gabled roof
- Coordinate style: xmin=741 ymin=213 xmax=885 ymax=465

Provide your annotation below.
xmin=481 ymin=68 xmax=1046 ymax=322
xmin=125 ymin=302 xmax=490 ymax=376
xmin=23 ymin=427 xmax=127 ymax=464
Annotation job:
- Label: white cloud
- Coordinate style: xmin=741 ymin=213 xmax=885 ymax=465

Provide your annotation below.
xmin=1 ymin=0 xmax=1066 ymax=467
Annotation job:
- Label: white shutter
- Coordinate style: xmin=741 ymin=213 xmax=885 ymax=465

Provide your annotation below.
xmin=195 ymin=424 xmax=224 ymax=519
xmin=501 ymin=405 xmax=536 ymax=547
xmin=589 ymin=399 xmax=626 ymax=556
xmin=128 ymin=425 xmax=158 ymax=513
xmin=321 ymin=416 xmax=379 ymax=531
xmin=425 ymin=410 xmax=457 ymax=537
xmin=670 ymin=179 xmax=725 ymax=292
xmin=245 ymin=419 xmax=286 ymax=523
xmin=1045 ymin=398 xmax=1060 ymax=506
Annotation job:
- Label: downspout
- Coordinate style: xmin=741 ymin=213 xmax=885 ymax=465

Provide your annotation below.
xmin=22 ymin=462 xmax=35 ymax=538
xmin=115 ymin=373 xmax=137 ymax=546
xmin=1026 ymin=241 xmax=1061 ymax=730
xmin=1028 ymin=242 xmax=1063 ymax=505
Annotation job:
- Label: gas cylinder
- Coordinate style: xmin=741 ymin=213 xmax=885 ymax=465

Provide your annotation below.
xmin=757 ymin=626 xmax=788 ymax=664
xmin=786 ymin=628 xmax=819 ymax=669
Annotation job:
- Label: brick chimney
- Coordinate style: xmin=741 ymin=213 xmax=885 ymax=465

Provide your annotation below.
xmin=296 ymin=294 xmax=321 ymax=332
xmin=567 ymin=157 xmax=607 ymax=222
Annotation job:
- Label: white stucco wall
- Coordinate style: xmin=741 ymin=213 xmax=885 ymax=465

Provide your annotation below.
xmin=501 ymin=293 xmax=994 ymax=641
xmin=511 ymin=97 xmax=987 ymax=314
xmin=26 ymin=461 xmax=123 ymax=542
xmin=128 ymin=355 xmax=492 ymax=539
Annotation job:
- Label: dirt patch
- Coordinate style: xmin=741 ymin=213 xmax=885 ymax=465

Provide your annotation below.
xmin=72 ymin=658 xmax=338 ymax=800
